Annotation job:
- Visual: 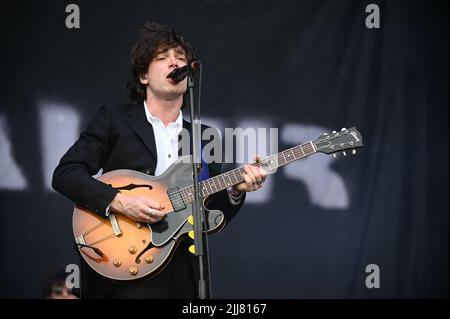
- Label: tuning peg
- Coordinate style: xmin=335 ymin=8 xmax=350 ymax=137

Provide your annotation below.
xmin=343 ymin=151 xmax=347 ymax=156
xmin=189 ymin=245 xmax=196 ymax=254
xmin=188 ymin=215 xmax=194 ymax=225
xmin=352 ymin=149 xmax=357 ymax=155
xmin=332 ymin=131 xmax=336 ymax=134
xmin=333 ymin=154 xmax=337 ymax=158
xmin=188 ymin=230 xmax=195 ymax=239
xmin=341 ymin=128 xmax=347 ymax=131
xmin=324 ymin=133 xmax=328 ymax=135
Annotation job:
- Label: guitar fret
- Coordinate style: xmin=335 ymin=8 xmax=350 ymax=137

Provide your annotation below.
xmin=209 ymin=179 xmax=216 ymax=194
xmin=279 ymin=153 xmax=286 ymax=166
xmin=219 ymin=174 xmax=227 ymax=189
xmin=235 ymin=170 xmax=242 ymax=183
xmin=296 ymin=145 xmax=305 ymax=157
xmin=214 ymin=175 xmax=221 ymax=189
xmin=212 ymin=177 xmax=219 ymax=192
xmin=203 ymin=181 xmax=210 ymax=196
xmin=233 ymin=168 xmax=240 ymax=184
xmin=225 ymin=173 xmax=233 ymax=187
xmin=235 ymin=169 xmax=243 ymax=183
xmin=201 ymin=183 xmax=207 ymax=196
xmin=287 ymin=149 xmax=295 ymax=162
xmin=300 ymin=144 xmax=309 ymax=156
xmin=231 ymin=170 xmax=238 ymax=184
xmin=289 ymin=148 xmax=297 ymax=160
xmin=238 ymin=168 xmax=245 ymax=182
xmin=213 ymin=176 xmax=220 ymax=190
xmin=269 ymin=157 xmax=278 ymax=168
xmin=304 ymin=144 xmax=311 ymax=153
xmin=208 ymin=181 xmax=213 ymax=195
xmin=229 ymin=170 xmax=237 ymax=184
xmin=259 ymin=159 xmax=269 ymax=170
xmin=283 ymin=152 xmax=289 ymax=164
xmin=238 ymin=169 xmax=244 ymax=181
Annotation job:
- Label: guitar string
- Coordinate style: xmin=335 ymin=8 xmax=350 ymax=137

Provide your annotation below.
xmin=82 ymin=219 xmax=110 ymax=236
xmin=87 ymin=233 xmax=118 ymax=247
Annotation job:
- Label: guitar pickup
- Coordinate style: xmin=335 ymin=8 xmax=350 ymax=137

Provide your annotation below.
xmin=167 ymin=187 xmax=186 ymax=212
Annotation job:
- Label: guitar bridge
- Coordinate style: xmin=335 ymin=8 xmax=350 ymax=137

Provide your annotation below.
xmin=109 ymin=213 xmax=122 ymax=236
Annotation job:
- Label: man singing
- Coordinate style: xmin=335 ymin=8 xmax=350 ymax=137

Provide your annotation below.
xmin=52 ymin=21 xmax=267 ymax=298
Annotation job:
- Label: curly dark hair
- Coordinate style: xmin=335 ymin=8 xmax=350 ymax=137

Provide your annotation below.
xmin=127 ymin=21 xmax=195 ymax=104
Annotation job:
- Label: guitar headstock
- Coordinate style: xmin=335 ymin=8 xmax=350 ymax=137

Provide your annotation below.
xmin=313 ymin=127 xmax=363 ymax=157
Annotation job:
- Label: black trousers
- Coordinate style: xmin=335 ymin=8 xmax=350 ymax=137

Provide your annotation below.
xmin=78 ymin=240 xmax=197 ymax=299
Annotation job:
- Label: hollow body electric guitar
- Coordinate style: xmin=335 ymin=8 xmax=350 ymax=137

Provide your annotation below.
xmin=73 ymin=127 xmax=363 ymax=281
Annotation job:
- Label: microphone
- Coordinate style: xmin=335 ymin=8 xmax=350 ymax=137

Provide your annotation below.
xmin=167 ymin=61 xmax=200 ymax=83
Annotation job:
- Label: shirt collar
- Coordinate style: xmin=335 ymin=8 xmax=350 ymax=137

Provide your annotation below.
xmin=144 ymin=100 xmax=183 ymax=128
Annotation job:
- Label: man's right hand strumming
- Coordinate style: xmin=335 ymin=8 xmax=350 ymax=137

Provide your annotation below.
xmin=110 ymin=193 xmax=166 ymax=223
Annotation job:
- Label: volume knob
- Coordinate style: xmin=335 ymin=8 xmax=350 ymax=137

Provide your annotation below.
xmin=113 ymin=259 xmax=122 ymax=267
xmin=129 ymin=267 xmax=138 ymax=276
xmin=145 ymin=254 xmax=154 ymax=264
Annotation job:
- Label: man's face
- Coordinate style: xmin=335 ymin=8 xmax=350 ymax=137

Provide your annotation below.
xmin=141 ymin=46 xmax=188 ymax=101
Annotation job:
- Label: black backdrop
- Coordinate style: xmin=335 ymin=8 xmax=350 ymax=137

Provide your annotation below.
xmin=0 ymin=0 xmax=447 ymax=298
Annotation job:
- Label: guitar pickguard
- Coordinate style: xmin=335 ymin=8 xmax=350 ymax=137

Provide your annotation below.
xmin=150 ymin=207 xmax=192 ymax=246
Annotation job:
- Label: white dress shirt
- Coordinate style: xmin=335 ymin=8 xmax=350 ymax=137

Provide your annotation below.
xmin=144 ymin=101 xmax=183 ymax=176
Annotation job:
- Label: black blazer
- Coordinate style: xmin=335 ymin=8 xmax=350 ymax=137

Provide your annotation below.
xmin=52 ymin=102 xmax=245 ymax=223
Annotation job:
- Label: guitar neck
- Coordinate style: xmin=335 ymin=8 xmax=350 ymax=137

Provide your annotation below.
xmin=179 ymin=141 xmax=317 ymax=204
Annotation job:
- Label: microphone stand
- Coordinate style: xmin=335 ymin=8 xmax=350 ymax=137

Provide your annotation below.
xmin=187 ymin=73 xmax=208 ymax=299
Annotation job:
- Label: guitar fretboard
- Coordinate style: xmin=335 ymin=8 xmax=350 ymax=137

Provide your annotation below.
xmin=179 ymin=141 xmax=316 ymax=204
